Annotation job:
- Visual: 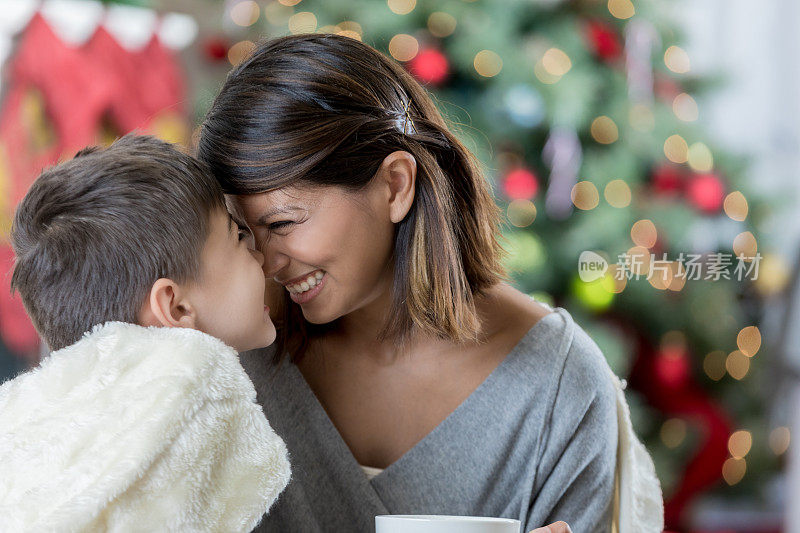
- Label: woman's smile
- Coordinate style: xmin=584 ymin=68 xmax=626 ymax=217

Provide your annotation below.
xmin=285 ymin=270 xmax=327 ymax=304
xmin=283 ymin=269 xmax=325 ymax=294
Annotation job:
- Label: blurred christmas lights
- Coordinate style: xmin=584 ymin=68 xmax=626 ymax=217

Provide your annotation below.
xmin=427 ymin=12 xmax=456 ymax=37
xmin=288 ymin=11 xmax=317 ymax=33
xmin=604 ymin=179 xmax=632 ymax=208
xmin=673 ymin=93 xmax=699 ymax=122
xmin=607 ymin=0 xmax=635 ymax=20
xmin=474 ymin=49 xmax=502 ymax=77
xmin=389 ymin=34 xmax=418 ymax=61
xmin=230 ymin=1 xmax=259 ymax=27
xmin=665 ymin=45 xmax=691 ymax=74
xmin=725 ymin=350 xmax=750 ymax=380
xmin=388 ymin=0 xmax=416 ymax=15
xmin=723 ymin=191 xmax=748 ymax=221
xmin=571 ymin=181 xmax=600 ymax=210
xmin=591 ymin=116 xmax=619 ymax=144
xmin=541 ymin=47 xmax=571 ymax=76
xmin=664 ymin=134 xmax=689 ymax=164
xmin=703 ymin=351 xmax=727 ymax=381
xmin=733 ymin=231 xmax=757 ymax=259
xmin=631 ymin=219 xmax=657 ymax=248
xmin=736 ymin=326 xmax=761 ymax=357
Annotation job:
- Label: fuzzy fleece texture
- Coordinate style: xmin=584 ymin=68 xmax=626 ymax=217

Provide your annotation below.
xmin=0 ymin=321 xmax=291 ymax=532
xmin=608 ymin=371 xmax=664 ymax=533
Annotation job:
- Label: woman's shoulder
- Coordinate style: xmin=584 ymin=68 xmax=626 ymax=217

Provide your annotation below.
xmin=488 ymin=284 xmax=616 ymax=411
xmin=478 ymin=282 xmax=553 ymax=345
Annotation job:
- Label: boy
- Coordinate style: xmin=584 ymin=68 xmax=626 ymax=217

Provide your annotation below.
xmin=0 ymin=135 xmax=290 ymax=531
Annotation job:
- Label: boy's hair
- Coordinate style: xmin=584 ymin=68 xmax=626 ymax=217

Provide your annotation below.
xmin=10 ymin=134 xmax=226 ymax=352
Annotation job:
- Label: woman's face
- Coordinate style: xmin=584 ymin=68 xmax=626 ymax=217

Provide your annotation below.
xmin=231 ymin=183 xmax=397 ymax=325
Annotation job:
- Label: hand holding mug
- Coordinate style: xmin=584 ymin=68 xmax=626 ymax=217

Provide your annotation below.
xmin=529 ymin=521 xmax=572 ymax=533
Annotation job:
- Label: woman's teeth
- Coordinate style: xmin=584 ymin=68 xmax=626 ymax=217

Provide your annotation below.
xmin=288 ymin=271 xmax=324 ymax=294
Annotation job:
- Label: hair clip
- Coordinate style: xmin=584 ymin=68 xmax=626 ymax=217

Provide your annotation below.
xmin=399 ymin=97 xmax=417 ymax=135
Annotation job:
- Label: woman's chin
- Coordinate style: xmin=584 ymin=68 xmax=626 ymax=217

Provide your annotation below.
xmin=300 ymin=306 xmax=337 ymax=325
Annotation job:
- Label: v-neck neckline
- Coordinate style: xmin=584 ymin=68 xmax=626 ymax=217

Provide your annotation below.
xmin=284 ymin=308 xmax=560 ymax=485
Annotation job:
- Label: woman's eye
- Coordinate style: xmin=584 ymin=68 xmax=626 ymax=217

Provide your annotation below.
xmin=269 ymin=221 xmax=294 ymax=231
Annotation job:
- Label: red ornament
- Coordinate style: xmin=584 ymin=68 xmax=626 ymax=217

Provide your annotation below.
xmin=687 ymin=173 xmax=725 ymax=213
xmin=584 ymin=20 xmax=623 ymax=62
xmin=654 ymin=345 xmax=690 ymax=389
xmin=651 ymin=163 xmax=686 ymax=196
xmin=408 ymin=48 xmax=449 ymax=86
xmin=204 ymin=37 xmax=229 ymax=62
xmin=502 ymin=167 xmax=539 ymax=200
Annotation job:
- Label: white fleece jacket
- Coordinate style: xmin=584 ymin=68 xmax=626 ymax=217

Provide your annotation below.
xmin=0 ymin=321 xmax=291 ymax=533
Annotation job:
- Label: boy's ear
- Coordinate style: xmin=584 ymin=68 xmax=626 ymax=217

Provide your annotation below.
xmin=137 ymin=278 xmax=197 ymax=329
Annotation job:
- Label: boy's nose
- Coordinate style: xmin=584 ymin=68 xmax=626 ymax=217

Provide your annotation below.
xmin=249 ymin=248 xmax=265 ymax=267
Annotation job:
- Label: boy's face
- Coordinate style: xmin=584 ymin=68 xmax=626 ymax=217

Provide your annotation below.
xmin=187 ymin=208 xmax=275 ymax=352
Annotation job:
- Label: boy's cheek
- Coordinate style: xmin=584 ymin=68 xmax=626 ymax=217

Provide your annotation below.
xmin=264 ymin=278 xmax=284 ymax=310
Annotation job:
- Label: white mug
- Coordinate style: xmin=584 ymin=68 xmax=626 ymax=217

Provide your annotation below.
xmin=375 ymin=515 xmax=521 ymax=533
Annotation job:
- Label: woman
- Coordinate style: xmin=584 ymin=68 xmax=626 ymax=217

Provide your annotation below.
xmin=197 ymin=34 xmax=645 ymax=532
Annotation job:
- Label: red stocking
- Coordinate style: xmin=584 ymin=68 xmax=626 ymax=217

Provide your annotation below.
xmin=0 ymin=14 xmax=115 ymax=356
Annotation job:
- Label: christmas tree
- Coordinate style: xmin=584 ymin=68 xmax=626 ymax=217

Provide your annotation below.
xmin=204 ymin=0 xmax=784 ymax=528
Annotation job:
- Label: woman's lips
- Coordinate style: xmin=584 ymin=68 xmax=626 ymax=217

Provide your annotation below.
xmin=289 ymin=271 xmax=326 ymax=305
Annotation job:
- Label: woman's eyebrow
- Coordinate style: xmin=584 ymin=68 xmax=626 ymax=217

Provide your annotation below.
xmin=257 ymin=206 xmax=301 ymax=225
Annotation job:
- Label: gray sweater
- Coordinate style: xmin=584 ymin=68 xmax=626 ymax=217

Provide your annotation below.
xmin=239 ymin=306 xmax=617 ymax=533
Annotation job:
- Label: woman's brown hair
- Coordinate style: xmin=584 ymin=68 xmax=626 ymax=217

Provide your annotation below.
xmin=197 ymin=33 xmax=509 ymax=364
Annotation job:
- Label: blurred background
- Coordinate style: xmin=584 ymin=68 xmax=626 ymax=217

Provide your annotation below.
xmin=0 ymin=0 xmax=795 ymax=531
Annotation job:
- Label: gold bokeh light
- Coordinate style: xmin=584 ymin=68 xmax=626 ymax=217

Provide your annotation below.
xmin=542 ymin=48 xmax=572 ymax=76
xmin=664 ymin=135 xmax=689 ymax=164
xmin=230 ymin=1 xmax=260 ymax=27
xmin=665 ymin=45 xmax=691 ymax=74
xmin=389 ymin=34 xmax=419 ymax=62
xmin=288 ymin=11 xmax=317 ymax=33
xmin=722 ymin=457 xmax=746 ymax=485
xmin=728 ymin=430 xmax=752 ymax=459
xmin=608 ymin=0 xmax=635 ymax=19
xmin=591 ymin=116 xmax=619 ymax=144
xmin=673 ymin=93 xmax=699 ymax=122
xmin=725 ymin=350 xmax=750 ymax=380
xmin=724 ymin=191 xmax=748 ymax=221
xmin=388 ymin=0 xmax=416 ymax=15
xmin=631 ymin=219 xmax=657 ymax=248
xmin=474 ymin=50 xmax=503 ymax=77
xmin=428 ymin=12 xmax=456 ymax=37
xmin=571 ymin=181 xmax=600 ymax=210
xmin=507 ymin=200 xmax=537 ymax=228
xmin=737 ymin=326 xmax=761 ymax=357
xmin=604 ymin=179 xmax=632 ymax=208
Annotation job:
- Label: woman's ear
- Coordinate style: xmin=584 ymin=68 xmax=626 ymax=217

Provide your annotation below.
xmin=137 ymin=278 xmax=197 ymax=329
xmin=380 ymin=150 xmax=417 ymax=223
